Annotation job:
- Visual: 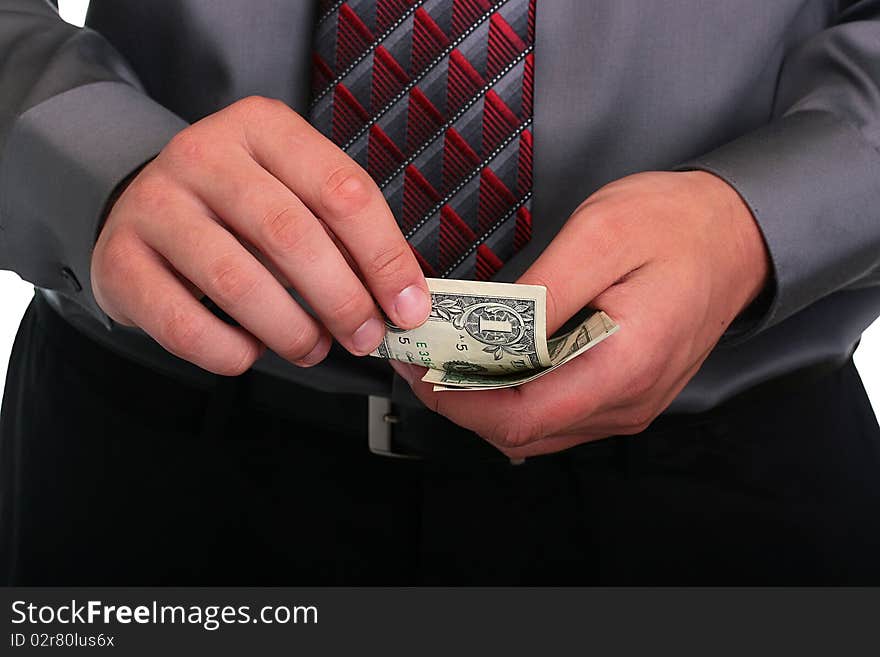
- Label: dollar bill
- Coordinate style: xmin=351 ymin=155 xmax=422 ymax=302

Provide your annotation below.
xmin=423 ymin=310 xmax=618 ymax=390
xmin=369 ymin=278 xmax=619 ymax=391
xmin=370 ymin=278 xmax=552 ymax=375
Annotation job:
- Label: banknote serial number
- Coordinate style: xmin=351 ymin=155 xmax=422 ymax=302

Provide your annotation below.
xmin=397 ymin=337 xmax=437 ymax=368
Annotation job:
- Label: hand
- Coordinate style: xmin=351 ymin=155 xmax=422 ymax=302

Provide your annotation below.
xmin=92 ymin=96 xmax=431 ymax=375
xmin=393 ymin=171 xmax=770 ymax=458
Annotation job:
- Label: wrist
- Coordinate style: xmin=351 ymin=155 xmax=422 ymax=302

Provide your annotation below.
xmin=685 ymin=170 xmax=771 ymax=312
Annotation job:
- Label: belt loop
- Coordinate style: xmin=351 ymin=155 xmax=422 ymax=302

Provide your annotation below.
xmin=367 ymin=396 xmax=421 ymax=459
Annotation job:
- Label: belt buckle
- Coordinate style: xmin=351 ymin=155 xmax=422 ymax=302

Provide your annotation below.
xmin=367 ymin=395 xmax=525 ymax=465
xmin=367 ymin=396 xmax=422 ymax=460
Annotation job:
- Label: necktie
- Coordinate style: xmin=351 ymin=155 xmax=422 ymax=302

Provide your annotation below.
xmin=309 ymin=0 xmax=534 ymax=280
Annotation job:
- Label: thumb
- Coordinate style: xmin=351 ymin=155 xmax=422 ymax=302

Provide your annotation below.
xmin=516 ymin=208 xmax=639 ymax=333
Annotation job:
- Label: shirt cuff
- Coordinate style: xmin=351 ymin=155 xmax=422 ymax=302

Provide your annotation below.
xmin=676 ymin=110 xmax=880 ymax=346
xmin=0 ymin=81 xmax=188 ymax=326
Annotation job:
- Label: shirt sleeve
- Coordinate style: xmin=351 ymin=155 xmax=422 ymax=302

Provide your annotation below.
xmin=0 ymin=0 xmax=188 ymax=324
xmin=676 ymin=0 xmax=880 ymax=345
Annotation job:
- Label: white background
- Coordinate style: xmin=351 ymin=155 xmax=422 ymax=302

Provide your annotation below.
xmin=1 ymin=1 xmax=878 ymax=419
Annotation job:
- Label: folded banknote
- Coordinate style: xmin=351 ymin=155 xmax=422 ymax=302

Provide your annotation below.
xmin=370 ymin=278 xmax=618 ymax=391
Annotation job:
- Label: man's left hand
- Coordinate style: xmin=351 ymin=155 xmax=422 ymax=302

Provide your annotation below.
xmin=391 ymin=171 xmax=771 ymax=458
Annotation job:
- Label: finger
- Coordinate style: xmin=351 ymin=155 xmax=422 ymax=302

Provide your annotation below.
xmin=477 ymin=269 xmax=669 ymax=440
xmin=177 ymin=155 xmax=386 ymax=355
xmin=393 ymin=298 xmax=629 ymax=451
xmin=396 ymin=354 xmax=609 ymax=457
xmin=104 ymin=236 xmax=263 ymax=375
xmin=502 ymin=278 xmax=718 ymax=456
xmin=493 ymin=361 xmax=708 ymax=459
xmin=567 ymin=341 xmax=713 ymax=439
xmin=393 ymin=348 xmax=609 ymax=458
xmin=402 ymin=367 xmax=599 ymax=458
xmin=516 ymin=205 xmax=645 ymax=333
xmin=241 ymin=221 xmax=360 ymax=287
xmin=505 ymin=353 xmax=711 ymax=459
xmin=235 ymin=98 xmax=431 ymax=329
xmin=393 ymin=361 xmax=557 ymax=451
xmin=499 ymin=433 xmax=602 ymax=459
xmin=136 ymin=197 xmax=332 ymax=366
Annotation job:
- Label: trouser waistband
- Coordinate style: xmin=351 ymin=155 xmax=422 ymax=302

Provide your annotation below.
xmin=34 ymin=291 xmax=851 ymax=464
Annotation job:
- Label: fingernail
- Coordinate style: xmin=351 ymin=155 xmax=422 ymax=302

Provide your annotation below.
xmin=393 ymin=285 xmax=431 ymax=327
xmin=352 ymin=317 xmax=385 ymax=354
xmin=390 ymin=359 xmax=414 ymax=385
xmin=297 ymin=336 xmax=330 ymax=367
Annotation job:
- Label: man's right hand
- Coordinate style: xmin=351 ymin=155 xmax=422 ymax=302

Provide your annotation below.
xmin=91 ymin=96 xmax=431 ymax=375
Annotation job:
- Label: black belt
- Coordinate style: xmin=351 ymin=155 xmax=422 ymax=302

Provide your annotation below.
xmin=190 ymin=349 xmax=849 ymax=464
xmin=37 ymin=291 xmax=849 ymax=465
xmin=218 ymin=363 xmax=506 ymax=463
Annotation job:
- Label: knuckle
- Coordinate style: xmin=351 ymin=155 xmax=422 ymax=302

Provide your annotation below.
xmin=629 ymin=373 xmax=653 ymax=398
xmin=217 ymin=344 xmax=259 ymax=377
xmin=328 ymin=288 xmax=371 ymax=322
xmin=160 ymin=310 xmax=207 ymax=358
xmin=482 ymin=406 xmax=544 ymax=449
xmin=629 ymin=362 xmax=663 ymax=398
xmin=524 ymin=272 xmax=562 ymax=330
xmin=259 ymin=205 xmax=312 ymax=256
xmin=234 ymin=95 xmax=286 ymax=119
xmin=92 ymin=243 xmax=126 ymax=306
xmin=320 ymin=166 xmax=374 ymax=218
xmin=206 ymin=254 xmax=260 ymax=307
xmin=230 ymin=96 xmax=302 ymax=148
xmin=126 ymin=177 xmax=176 ymax=218
xmin=576 ymin=202 xmax=617 ymax=238
xmin=620 ymin=406 xmax=657 ymax=435
xmin=165 ymin=128 xmax=208 ymax=166
xmin=543 ymin=284 xmax=562 ymax=332
xmin=365 ymin=243 xmax=411 ymax=282
xmin=570 ymin=199 xmax=599 ymax=227
xmin=482 ymin=422 xmax=527 ymax=450
xmin=96 ymin=233 xmax=137 ymax=280
xmin=276 ymin=327 xmax=319 ymax=362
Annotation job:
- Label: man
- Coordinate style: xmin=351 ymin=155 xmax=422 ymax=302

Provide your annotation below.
xmin=1 ymin=0 xmax=879 ymax=584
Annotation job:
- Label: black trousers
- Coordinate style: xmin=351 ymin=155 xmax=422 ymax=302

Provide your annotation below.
xmin=2 ymin=294 xmax=880 ymax=585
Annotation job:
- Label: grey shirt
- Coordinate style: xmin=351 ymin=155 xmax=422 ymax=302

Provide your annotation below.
xmin=1 ymin=0 xmax=879 ymax=413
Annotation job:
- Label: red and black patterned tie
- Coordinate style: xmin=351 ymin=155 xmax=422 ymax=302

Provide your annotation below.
xmin=309 ymin=0 xmax=535 ymax=280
